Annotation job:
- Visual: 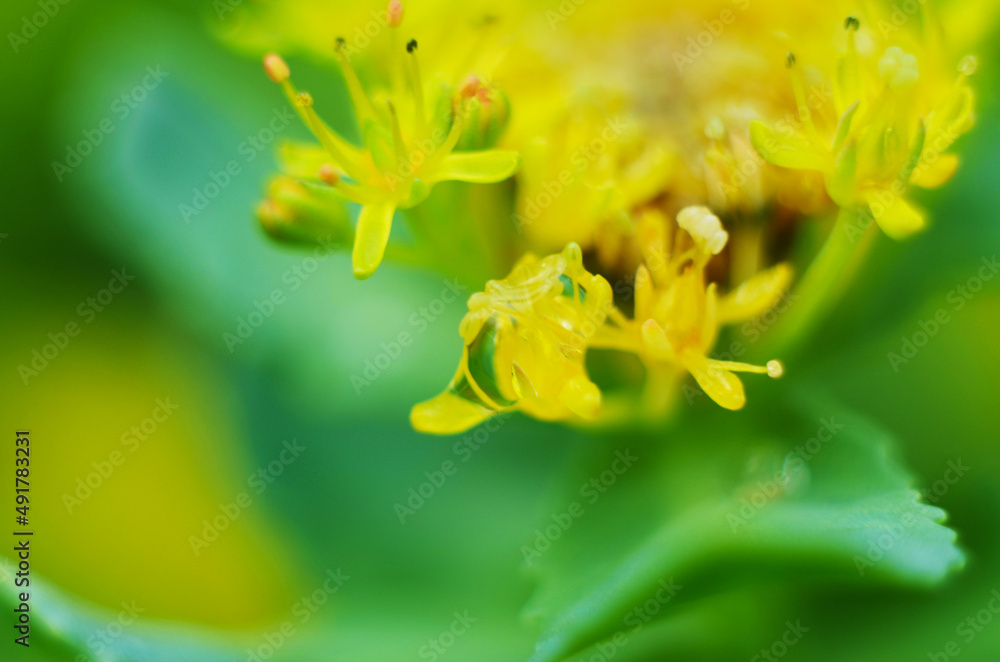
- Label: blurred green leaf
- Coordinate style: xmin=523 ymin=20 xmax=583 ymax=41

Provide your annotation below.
xmin=522 ymin=394 xmax=964 ymax=662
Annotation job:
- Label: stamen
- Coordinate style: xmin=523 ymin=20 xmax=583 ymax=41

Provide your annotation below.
xmin=878 ymin=46 xmax=919 ymax=90
xmin=263 ymin=53 xmax=290 ymax=83
xmin=837 ymin=16 xmax=861 ymax=110
xmin=424 ymin=78 xmax=479 ymax=169
xmin=459 ymin=75 xmax=483 ymax=99
xmin=296 ymin=96 xmax=369 ymax=183
xmin=335 ymin=37 xmax=380 ymax=127
xmin=958 ymin=55 xmax=978 ymax=78
xmin=677 ymin=206 xmax=728 ymax=256
xmin=387 ymin=0 xmax=403 ymax=27
xmin=709 ymin=359 xmax=784 ymax=378
xmin=318 ymin=163 xmax=340 ymax=185
xmin=704 ymin=117 xmax=726 ymax=142
xmin=315 ymin=163 xmax=380 ymax=205
xmin=786 ymin=52 xmax=817 ymax=136
xmin=262 ymin=59 xmax=370 ymax=182
xmin=386 ymin=101 xmax=408 ymax=161
xmin=405 ymin=39 xmax=428 ymax=137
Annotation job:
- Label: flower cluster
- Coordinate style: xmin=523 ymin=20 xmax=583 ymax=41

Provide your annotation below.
xmin=414 ymin=207 xmax=788 ymax=433
xmin=245 ymin=0 xmax=979 ymax=433
xmin=259 ymin=2 xmax=518 ymax=279
xmin=750 ymin=17 xmax=977 ymax=239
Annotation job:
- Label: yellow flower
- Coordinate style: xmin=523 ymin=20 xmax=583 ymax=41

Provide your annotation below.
xmin=593 ymin=206 xmax=789 ymax=412
xmin=750 ymin=16 xmax=976 ymax=239
xmin=414 ymin=207 xmax=790 ymax=433
xmin=411 ymin=243 xmax=612 ymax=434
xmin=512 ymin=99 xmax=674 ymax=257
xmin=261 ymin=6 xmax=519 ymax=279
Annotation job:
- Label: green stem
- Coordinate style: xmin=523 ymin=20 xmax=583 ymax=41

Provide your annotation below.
xmin=756 ymin=206 xmax=877 ymax=361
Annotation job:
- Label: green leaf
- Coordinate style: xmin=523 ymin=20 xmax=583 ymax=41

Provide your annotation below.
xmin=0 ymin=571 xmax=242 ymax=661
xmin=432 ymin=150 xmax=520 ymax=184
xmin=522 ymin=394 xmax=964 ymax=662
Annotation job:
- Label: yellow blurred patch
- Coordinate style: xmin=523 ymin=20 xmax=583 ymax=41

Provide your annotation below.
xmin=1 ymin=310 xmax=300 ymax=628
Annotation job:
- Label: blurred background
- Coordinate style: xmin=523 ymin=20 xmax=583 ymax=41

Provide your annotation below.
xmin=1 ymin=0 xmax=999 ymax=660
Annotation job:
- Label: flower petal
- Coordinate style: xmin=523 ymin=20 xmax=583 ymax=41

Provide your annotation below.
xmin=717 ymin=263 xmax=794 ymax=324
xmin=432 ymin=150 xmax=520 ymax=184
xmin=865 ymin=190 xmax=926 ymax=240
xmin=750 ymin=121 xmax=830 ymax=171
xmin=559 ymin=376 xmax=602 ymax=420
xmin=685 ymin=354 xmax=746 ymax=411
xmin=410 ymin=390 xmax=495 ymax=435
xmin=352 ymin=202 xmax=396 ymax=279
xmin=826 ymin=140 xmax=857 ymax=207
xmin=911 ymin=153 xmax=959 ymax=189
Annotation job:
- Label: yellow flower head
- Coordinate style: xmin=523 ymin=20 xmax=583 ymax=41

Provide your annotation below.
xmin=750 ymin=15 xmax=977 ymax=239
xmin=594 ymin=206 xmax=790 ymax=412
xmin=411 ymin=243 xmax=612 ymax=434
xmin=261 ymin=2 xmax=519 ymax=279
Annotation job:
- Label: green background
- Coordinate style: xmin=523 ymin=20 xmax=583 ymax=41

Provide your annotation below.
xmin=1 ymin=0 xmax=999 ymax=660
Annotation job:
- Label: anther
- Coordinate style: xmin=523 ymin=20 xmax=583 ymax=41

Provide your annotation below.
xmin=844 ymin=16 xmax=860 ymax=31
xmin=959 ymin=55 xmax=978 ymax=76
xmin=295 ymin=92 xmax=314 ymax=108
xmin=406 ymin=39 xmax=418 ymax=53
xmin=785 ymin=52 xmax=796 ymax=68
xmin=318 ymin=163 xmax=340 ymax=185
xmin=459 ymin=76 xmax=482 ymax=99
xmin=766 ymin=360 xmax=784 ymax=378
xmin=388 ymin=1 xmax=403 ymax=28
xmin=263 ymin=53 xmax=290 ymax=83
